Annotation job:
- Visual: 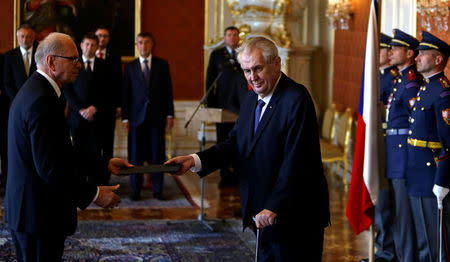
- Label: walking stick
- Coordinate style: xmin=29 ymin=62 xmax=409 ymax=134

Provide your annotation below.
xmin=253 ymin=217 xmax=262 ymax=262
xmin=438 ymin=200 xmax=443 ymax=262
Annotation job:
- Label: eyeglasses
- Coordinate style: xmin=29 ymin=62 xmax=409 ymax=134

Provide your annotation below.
xmin=52 ymin=54 xmax=80 ymax=65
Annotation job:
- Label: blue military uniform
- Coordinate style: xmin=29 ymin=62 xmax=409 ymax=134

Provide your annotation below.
xmin=385 ymin=29 xmax=420 ymax=262
xmin=406 ymin=30 xmax=450 ymax=262
xmin=380 ymin=33 xmax=399 ymax=106
xmin=370 ymin=33 xmax=398 ymax=262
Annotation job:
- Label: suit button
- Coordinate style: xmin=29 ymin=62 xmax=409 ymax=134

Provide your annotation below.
xmin=409 ymin=130 xmax=412 ymax=135
xmin=398 ymin=79 xmax=402 ymax=83
xmin=393 ymin=98 xmax=396 ymax=101
xmin=410 ymin=118 xmax=415 ymax=123
xmin=417 ymin=97 xmax=421 ymax=101
xmin=398 ymin=144 xmax=402 ymax=148
xmin=422 ymin=87 xmax=426 ymax=91
xmin=426 ymin=162 xmax=431 ymax=166
xmin=413 ymin=107 xmax=416 ymax=111
xmin=421 ymin=107 xmax=424 ymax=111
xmin=394 ymin=88 xmax=397 ymax=92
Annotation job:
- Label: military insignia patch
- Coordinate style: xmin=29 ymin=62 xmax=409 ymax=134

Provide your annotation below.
xmin=389 ymin=68 xmax=398 ymax=77
xmin=443 ymin=108 xmax=450 ymax=125
xmin=439 ymin=77 xmax=449 ymax=88
xmin=409 ymin=97 xmax=417 ymax=108
xmin=407 ymin=69 xmax=416 ymax=81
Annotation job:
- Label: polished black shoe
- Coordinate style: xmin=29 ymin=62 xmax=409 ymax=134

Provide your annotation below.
xmin=130 ymin=192 xmax=141 ymax=201
xmin=154 ymin=192 xmax=165 ymax=201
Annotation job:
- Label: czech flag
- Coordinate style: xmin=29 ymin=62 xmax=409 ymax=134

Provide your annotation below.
xmin=346 ymin=0 xmax=381 ymax=234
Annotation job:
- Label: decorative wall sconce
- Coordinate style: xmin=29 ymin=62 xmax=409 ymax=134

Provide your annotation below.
xmin=417 ymin=0 xmax=450 ymax=32
xmin=326 ymin=0 xmax=354 ymax=30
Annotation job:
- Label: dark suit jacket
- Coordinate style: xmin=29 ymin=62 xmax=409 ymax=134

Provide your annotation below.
xmin=206 ymin=46 xmax=244 ymax=112
xmin=197 ymin=74 xmax=330 ymax=231
xmin=3 ymin=42 xmax=38 ymax=100
xmin=4 ymin=72 xmax=97 ymax=235
xmin=0 ymin=54 xmax=9 ymax=124
xmin=102 ymin=49 xmax=123 ymax=111
xmin=122 ymin=56 xmax=174 ymax=127
xmin=63 ymin=57 xmax=108 ymax=130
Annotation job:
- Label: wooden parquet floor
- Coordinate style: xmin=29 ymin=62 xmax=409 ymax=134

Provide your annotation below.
xmin=75 ymin=170 xmax=371 ymax=261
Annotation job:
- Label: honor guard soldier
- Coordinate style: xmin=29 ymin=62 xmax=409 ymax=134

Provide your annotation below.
xmin=406 ymin=31 xmax=450 ymax=262
xmin=362 ymin=33 xmax=399 ymax=262
xmin=380 ymin=33 xmax=399 ymax=106
xmin=385 ymin=29 xmax=421 ymax=262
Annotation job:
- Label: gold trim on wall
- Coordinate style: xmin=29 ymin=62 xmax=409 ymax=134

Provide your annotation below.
xmin=13 ymin=0 xmax=20 ymax=48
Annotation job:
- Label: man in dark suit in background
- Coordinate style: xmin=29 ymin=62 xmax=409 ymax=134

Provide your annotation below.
xmin=2 ymin=24 xmax=38 ymax=189
xmin=205 ymin=26 xmax=246 ymax=187
xmin=122 ymin=32 xmax=174 ymax=201
xmin=5 ymin=32 xmax=125 ymax=262
xmin=167 ymin=37 xmax=330 ymax=261
xmin=95 ymin=26 xmax=123 ymax=164
xmin=63 ymin=32 xmax=109 ymax=186
xmin=3 ymin=24 xmax=38 ymax=101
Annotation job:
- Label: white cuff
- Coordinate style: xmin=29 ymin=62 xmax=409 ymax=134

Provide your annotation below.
xmin=433 ymin=184 xmax=449 ymax=210
xmin=122 ymin=119 xmax=129 ymax=123
xmin=189 ymin=153 xmax=202 ymax=173
xmin=92 ymin=187 xmax=99 ymax=203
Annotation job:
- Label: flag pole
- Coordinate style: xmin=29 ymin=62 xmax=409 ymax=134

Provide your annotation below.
xmin=369 ymin=224 xmax=375 ymax=262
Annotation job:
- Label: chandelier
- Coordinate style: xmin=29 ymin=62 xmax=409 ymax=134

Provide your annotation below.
xmin=417 ymin=0 xmax=450 ymax=31
xmin=326 ymin=0 xmax=354 ymax=30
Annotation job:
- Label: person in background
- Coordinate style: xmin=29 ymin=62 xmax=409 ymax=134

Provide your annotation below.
xmin=95 ymin=26 xmax=123 ymax=173
xmin=122 ymin=32 xmax=174 ymax=201
xmin=205 ymin=26 xmax=245 ymax=187
xmin=63 ymin=32 xmax=109 ymax=186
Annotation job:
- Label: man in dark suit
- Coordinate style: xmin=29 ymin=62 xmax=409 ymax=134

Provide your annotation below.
xmin=5 ymin=32 xmax=125 ymax=262
xmin=2 ymin=24 xmax=38 ymax=189
xmin=122 ymin=32 xmax=174 ymax=201
xmin=95 ymin=27 xmax=123 ymax=164
xmin=167 ymin=37 xmax=330 ymax=261
xmin=206 ymin=26 xmax=245 ymax=187
xmin=63 ymin=32 xmax=109 ymax=186
xmin=3 ymin=24 xmax=38 ymax=101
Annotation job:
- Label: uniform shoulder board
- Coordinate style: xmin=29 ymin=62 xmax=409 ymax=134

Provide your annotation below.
xmin=407 ymin=69 xmax=416 ymax=81
xmin=389 ymin=68 xmax=399 ymax=77
xmin=439 ymin=76 xmax=450 ymax=89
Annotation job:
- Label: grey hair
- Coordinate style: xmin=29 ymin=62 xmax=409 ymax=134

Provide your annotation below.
xmin=35 ymin=32 xmax=74 ymax=67
xmin=236 ymin=36 xmax=279 ymax=64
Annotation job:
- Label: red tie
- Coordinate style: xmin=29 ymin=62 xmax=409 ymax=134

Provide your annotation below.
xmin=97 ymin=52 xmax=104 ymax=59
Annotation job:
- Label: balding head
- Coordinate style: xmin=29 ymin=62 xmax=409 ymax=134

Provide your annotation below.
xmin=35 ymin=32 xmax=75 ymax=68
xmin=35 ymin=32 xmax=81 ymax=87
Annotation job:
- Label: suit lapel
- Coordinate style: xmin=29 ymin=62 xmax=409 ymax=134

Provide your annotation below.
xmin=246 ymin=75 xmax=284 ymax=156
xmin=15 ymin=48 xmax=27 ymax=78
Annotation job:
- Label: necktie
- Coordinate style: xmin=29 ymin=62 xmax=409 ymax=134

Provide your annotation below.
xmin=86 ymin=60 xmax=92 ymax=73
xmin=254 ymin=99 xmax=266 ymax=133
xmin=143 ymin=59 xmax=150 ymax=85
xmin=24 ymin=50 xmax=30 ymax=76
xmin=97 ymin=52 xmax=104 ymax=59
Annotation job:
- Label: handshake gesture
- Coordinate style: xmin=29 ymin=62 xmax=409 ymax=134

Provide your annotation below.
xmin=92 ymin=158 xmax=133 ymax=209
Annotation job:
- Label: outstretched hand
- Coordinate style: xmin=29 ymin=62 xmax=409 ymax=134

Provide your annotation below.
xmin=164 ymin=156 xmax=195 ymax=176
xmin=108 ymin=158 xmax=134 ymax=175
xmin=94 ymin=184 xmax=121 ymax=209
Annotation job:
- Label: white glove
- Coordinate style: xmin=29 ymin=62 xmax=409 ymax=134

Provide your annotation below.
xmin=433 ymin=184 xmax=449 ymax=210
